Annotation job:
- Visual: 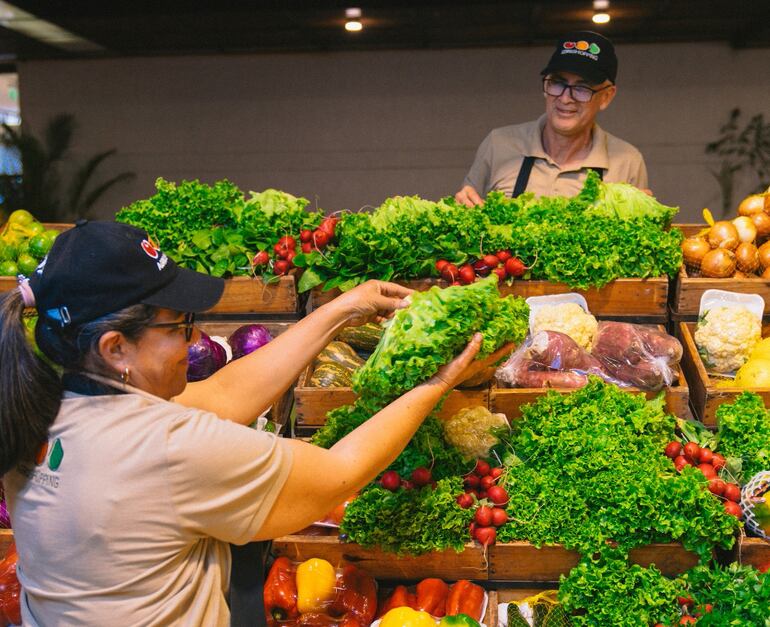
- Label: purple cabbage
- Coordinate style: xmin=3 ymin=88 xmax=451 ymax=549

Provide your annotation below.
xmin=187 ymin=331 xmax=227 ymax=382
xmin=228 ymin=324 xmax=273 ymax=361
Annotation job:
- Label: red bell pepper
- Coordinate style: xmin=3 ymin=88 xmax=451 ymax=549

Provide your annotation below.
xmin=328 ymin=564 xmax=377 ymax=625
xmin=263 ymin=556 xmax=299 ymax=625
xmin=445 ymin=580 xmax=485 ymax=621
xmin=377 ymin=584 xmax=417 ymax=617
xmin=415 ymin=578 xmax=450 ymax=617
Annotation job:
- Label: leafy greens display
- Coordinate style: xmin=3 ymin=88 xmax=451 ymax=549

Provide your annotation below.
xmin=715 ymin=391 xmax=770 ymax=481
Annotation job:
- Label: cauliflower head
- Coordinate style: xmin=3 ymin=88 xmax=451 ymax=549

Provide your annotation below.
xmin=532 ymin=303 xmax=598 ymax=350
xmin=442 ymin=406 xmax=508 ymax=460
xmin=694 ymin=306 xmax=762 ymax=373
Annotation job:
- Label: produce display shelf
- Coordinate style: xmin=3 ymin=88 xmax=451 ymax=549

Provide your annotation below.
xmin=0 ymin=223 xmax=73 ymax=293
xmin=678 ymin=321 xmax=770 ymax=426
xmin=293 ymin=366 xmax=489 ymax=427
xmin=309 ymin=276 xmax=670 ymax=320
xmin=210 ymin=274 xmax=303 ymax=316
xmin=671 ymin=266 xmax=770 ymax=320
xmin=272 ymin=527 xmax=488 ymax=581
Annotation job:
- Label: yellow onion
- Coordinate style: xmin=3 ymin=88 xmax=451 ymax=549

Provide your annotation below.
xmin=681 ymin=237 xmax=711 ymax=271
xmin=735 ymin=242 xmax=760 ymax=274
xmin=752 ymin=212 xmax=770 ymax=240
xmin=707 ymin=221 xmax=739 ymax=250
xmin=700 ymin=248 xmax=736 ymax=278
xmin=759 ymin=241 xmax=770 ymax=270
xmin=762 ymin=266 xmax=770 ymax=280
xmin=733 ymin=216 xmax=758 ymax=243
xmin=734 ymin=270 xmax=750 ymax=279
xmin=738 ymin=193 xmax=769 ymax=216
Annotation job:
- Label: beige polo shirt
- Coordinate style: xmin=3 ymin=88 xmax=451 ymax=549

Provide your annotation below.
xmin=4 ymin=388 xmax=292 ymax=626
xmin=463 ymin=114 xmax=648 ymax=198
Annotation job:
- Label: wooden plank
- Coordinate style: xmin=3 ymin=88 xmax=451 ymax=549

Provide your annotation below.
xmin=272 ymin=530 xmax=487 ymax=580
xmin=489 ymin=542 xmax=698 ymax=580
xmin=294 ymin=365 xmax=489 ymax=427
xmin=211 ymin=275 xmax=299 ymax=314
xmin=672 ymin=265 xmax=770 ymax=317
xmin=674 ymin=223 xmax=707 ymax=239
xmin=311 ymin=276 xmax=669 ymax=319
xmin=735 ymin=535 xmax=770 ymax=569
xmin=678 ymin=322 xmax=770 ymax=426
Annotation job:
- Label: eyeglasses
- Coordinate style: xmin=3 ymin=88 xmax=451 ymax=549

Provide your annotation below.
xmin=146 ymin=312 xmax=196 ymax=342
xmin=542 ymin=78 xmax=611 ymax=103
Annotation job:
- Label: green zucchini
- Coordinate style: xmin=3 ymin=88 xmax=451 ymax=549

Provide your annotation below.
xmin=309 ymin=362 xmax=353 ymax=388
xmin=337 ymin=322 xmax=383 ymax=352
xmin=314 ymin=341 xmax=365 ymax=372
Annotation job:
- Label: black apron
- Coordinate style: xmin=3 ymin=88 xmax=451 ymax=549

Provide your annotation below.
xmin=63 ymin=373 xmax=270 ymax=627
xmin=510 ymin=155 xmax=604 ymax=198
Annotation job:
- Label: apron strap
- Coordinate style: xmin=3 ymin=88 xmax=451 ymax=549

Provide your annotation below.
xmin=229 ymin=541 xmax=270 ymax=627
xmin=510 ymin=159 xmax=604 ymax=197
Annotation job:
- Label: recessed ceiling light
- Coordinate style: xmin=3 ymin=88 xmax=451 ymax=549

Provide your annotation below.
xmin=593 ymin=0 xmax=610 ymax=9
xmin=345 ymin=7 xmax=362 ymax=19
xmin=345 ymin=20 xmax=363 ymax=32
xmin=592 ymin=11 xmax=611 ymax=24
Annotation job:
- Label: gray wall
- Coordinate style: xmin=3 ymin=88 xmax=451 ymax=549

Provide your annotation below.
xmin=18 ymin=42 xmax=770 ymax=222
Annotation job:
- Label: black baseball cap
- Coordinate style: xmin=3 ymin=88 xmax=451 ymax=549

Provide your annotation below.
xmin=541 ymin=31 xmax=617 ymax=85
xmin=29 ymin=220 xmax=224 ymax=328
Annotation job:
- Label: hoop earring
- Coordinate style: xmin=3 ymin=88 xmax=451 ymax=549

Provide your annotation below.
xmin=120 ymin=367 xmax=130 ymax=385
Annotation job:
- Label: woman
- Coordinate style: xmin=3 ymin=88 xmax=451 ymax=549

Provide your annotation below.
xmin=0 ymin=220 xmax=504 ymax=625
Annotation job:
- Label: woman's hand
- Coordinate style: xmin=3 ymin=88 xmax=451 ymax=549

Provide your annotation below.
xmin=427 ymin=334 xmax=516 ymax=391
xmin=333 ymin=280 xmax=413 ymax=327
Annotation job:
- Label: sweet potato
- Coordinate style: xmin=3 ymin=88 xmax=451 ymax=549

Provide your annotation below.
xmin=528 ymin=330 xmax=605 ymax=372
xmin=512 ymin=359 xmax=588 ymax=388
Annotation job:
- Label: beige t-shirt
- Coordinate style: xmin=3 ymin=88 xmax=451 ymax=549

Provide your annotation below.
xmin=4 ymin=388 xmax=292 ymax=626
xmin=463 ymin=114 xmax=648 ymax=198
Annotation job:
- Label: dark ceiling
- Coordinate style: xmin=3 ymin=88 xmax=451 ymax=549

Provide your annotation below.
xmin=1 ymin=0 xmax=769 ymax=65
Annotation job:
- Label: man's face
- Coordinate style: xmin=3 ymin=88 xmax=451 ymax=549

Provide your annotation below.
xmin=543 ymin=71 xmax=616 ymax=137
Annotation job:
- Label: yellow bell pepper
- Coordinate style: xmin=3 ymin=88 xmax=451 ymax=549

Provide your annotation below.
xmin=380 ymin=606 xmax=438 ymax=627
xmin=295 ymin=558 xmax=337 ymax=614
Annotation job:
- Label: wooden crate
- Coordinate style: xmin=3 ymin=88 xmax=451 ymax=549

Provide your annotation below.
xmin=734 ymin=534 xmax=770 ymax=569
xmin=197 ymin=321 xmax=296 ymax=430
xmin=488 ymin=542 xmax=699 ymax=581
xmin=310 ymin=276 xmax=670 ymax=319
xmin=678 ymin=321 xmax=770 ymax=426
xmin=272 ymin=527 xmax=488 ymax=580
xmin=293 ymin=364 xmax=489 ymax=427
xmin=0 ymin=529 xmax=12 ymax=556
xmin=671 ymin=266 xmax=770 ymax=319
xmin=0 ymin=223 xmax=73 ymax=293
xmin=210 ymin=274 xmax=301 ymax=315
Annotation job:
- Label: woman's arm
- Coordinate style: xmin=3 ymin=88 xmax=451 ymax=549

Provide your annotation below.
xmin=174 ymin=281 xmax=411 ymax=424
xmin=253 ymin=336 xmax=514 ymax=541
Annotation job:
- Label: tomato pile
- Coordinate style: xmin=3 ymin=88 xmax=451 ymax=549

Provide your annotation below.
xmin=252 ymin=215 xmax=338 ymax=276
xmin=435 ymin=249 xmax=527 ymax=285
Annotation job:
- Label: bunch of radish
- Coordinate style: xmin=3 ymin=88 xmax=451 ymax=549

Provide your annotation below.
xmin=435 ymin=249 xmax=528 ymax=285
xmin=664 ymin=440 xmax=742 ymax=518
xmin=251 ymin=216 xmax=338 ymax=276
xmin=455 ymin=459 xmax=510 ymax=547
xmin=379 ymin=466 xmax=435 ymax=492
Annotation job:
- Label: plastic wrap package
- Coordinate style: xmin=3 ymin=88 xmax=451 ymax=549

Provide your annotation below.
xmin=264 ymin=556 xmax=377 ymax=626
xmin=497 ymin=325 xmax=683 ymax=391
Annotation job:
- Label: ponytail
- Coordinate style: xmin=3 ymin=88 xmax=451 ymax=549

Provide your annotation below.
xmin=0 ymin=289 xmax=62 ymax=475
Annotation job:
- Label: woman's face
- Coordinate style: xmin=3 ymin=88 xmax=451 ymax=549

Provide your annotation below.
xmin=127 ymin=308 xmax=198 ymax=399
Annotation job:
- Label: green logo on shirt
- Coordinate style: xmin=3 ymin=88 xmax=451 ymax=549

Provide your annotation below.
xmin=36 ymin=438 xmax=64 ymax=471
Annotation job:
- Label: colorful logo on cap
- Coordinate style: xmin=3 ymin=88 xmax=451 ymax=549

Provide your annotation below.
xmin=36 ymin=438 xmax=64 ymax=471
xmin=141 ymin=239 xmax=160 ymax=259
xmin=563 ymin=40 xmax=601 ymax=55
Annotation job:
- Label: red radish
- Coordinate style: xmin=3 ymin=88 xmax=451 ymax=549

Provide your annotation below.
xmin=474 ymin=525 xmax=496 ymax=546
xmin=711 ymin=453 xmax=726 ymax=470
xmin=274 ymin=243 xmax=290 ymax=258
xmin=493 ymin=267 xmax=507 ymax=282
xmin=400 ymin=479 xmax=415 ymax=490
xmin=252 ymin=250 xmax=270 ymax=266
xmin=475 ymin=460 xmax=491 ymax=476
xmin=456 ymin=493 xmax=474 ymax=509
xmin=698 ymin=604 xmax=713 ymax=614
xmin=698 ymin=463 xmax=717 ymax=479
xmin=300 ymin=229 xmax=313 ymax=243
xmin=459 ymin=264 xmax=476 ymax=285
xmin=491 ymin=507 xmax=508 ymax=527
xmin=474 ymin=506 xmax=493 ymax=527
xmin=683 ymin=442 xmax=700 ymax=462
xmin=274 ymin=259 xmax=290 ymax=275
xmin=482 ymin=254 xmax=500 ymax=268
xmin=411 ymin=467 xmax=432 ymax=487
xmin=679 ymin=617 xmax=697 ymax=625
xmin=380 ymin=470 xmax=400 ymax=491
xmin=677 ymin=596 xmax=693 ymax=607
xmin=496 ymin=250 xmax=512 ymax=263
xmin=698 ymin=448 xmax=714 ymax=464
xmin=312 ymin=229 xmax=330 ymax=248
xmin=436 ymin=259 xmax=449 ymax=272
xmin=489 ymin=467 xmax=504 ymax=479
xmin=285 ymin=250 xmax=296 ymax=265
xmin=724 ymin=500 xmax=743 ymax=518
xmin=674 ymin=455 xmax=692 ymax=472
xmin=708 ymin=478 xmax=726 ymax=496
xmin=451 ymin=281 xmax=461 ymax=286
xmin=468 ymin=521 xmax=476 ymax=537
xmin=505 ymin=257 xmax=526 ymax=277
xmin=441 ymin=264 xmax=459 ymax=282
xmin=723 ymin=483 xmax=741 ymax=503
xmin=477 ymin=489 xmax=488 ymax=500
xmin=664 ymin=441 xmax=682 ymax=459
xmin=472 ymin=259 xmax=492 ymax=277
xmin=464 ymin=474 xmax=480 ymax=489
xmin=319 ymin=217 xmax=337 ymax=236
xmin=487 ymin=485 xmax=509 ymax=505
xmin=480 ymin=475 xmax=496 ymax=491
xmin=277 ymin=235 xmax=296 ymax=249
xmin=301 ymin=242 xmax=313 ymax=254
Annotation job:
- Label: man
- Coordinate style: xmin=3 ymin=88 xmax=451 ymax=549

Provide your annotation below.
xmin=455 ymin=31 xmax=648 ymax=206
